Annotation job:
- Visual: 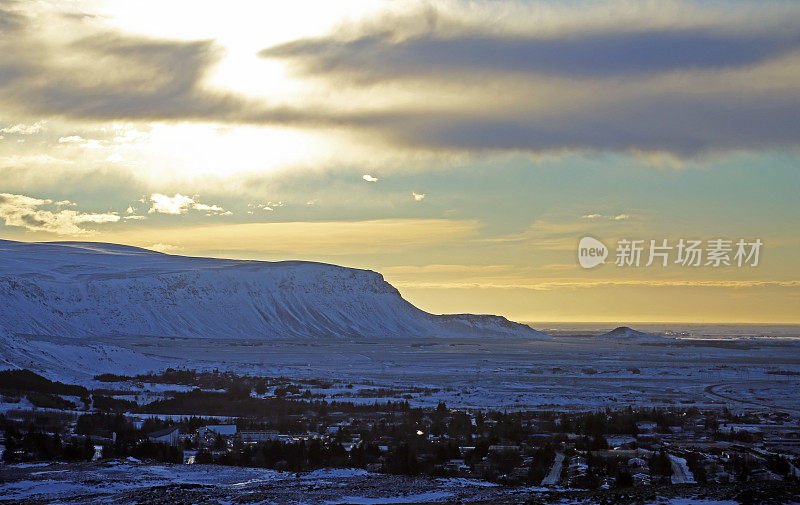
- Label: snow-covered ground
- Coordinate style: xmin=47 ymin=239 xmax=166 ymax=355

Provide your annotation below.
xmin=0 ymin=460 xmax=788 ymax=504
xmin=78 ymin=332 xmax=798 ymax=412
xmin=0 ymin=334 xmax=163 ymax=381
xmin=3 ymin=330 xmax=799 ymax=412
xmin=0 ymin=461 xmax=520 ymax=504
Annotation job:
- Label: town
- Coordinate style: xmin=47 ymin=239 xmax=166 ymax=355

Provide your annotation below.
xmin=1 ymin=367 xmax=798 ymax=498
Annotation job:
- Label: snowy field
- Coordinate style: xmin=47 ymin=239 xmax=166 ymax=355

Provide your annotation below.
xmin=84 ymin=334 xmax=800 ymax=413
xmin=0 ymin=461 xmax=514 ymax=504
xmin=0 ymin=460 xmax=788 ymax=504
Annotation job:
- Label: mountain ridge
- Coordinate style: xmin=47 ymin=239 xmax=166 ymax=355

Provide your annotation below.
xmin=0 ymin=239 xmax=549 ymax=341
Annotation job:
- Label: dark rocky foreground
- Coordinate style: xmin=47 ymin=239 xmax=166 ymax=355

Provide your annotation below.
xmin=1 ymin=461 xmax=798 ymax=505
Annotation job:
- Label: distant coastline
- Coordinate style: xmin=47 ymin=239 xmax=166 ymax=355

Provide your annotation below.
xmin=528 ymin=322 xmax=800 ymax=340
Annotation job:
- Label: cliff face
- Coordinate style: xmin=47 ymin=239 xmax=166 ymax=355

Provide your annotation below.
xmin=0 ymin=240 xmax=549 ymax=340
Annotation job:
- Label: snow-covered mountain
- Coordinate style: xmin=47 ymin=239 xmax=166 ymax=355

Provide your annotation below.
xmin=597 ymin=326 xmax=666 ymax=343
xmin=0 ymin=240 xmax=549 ymax=341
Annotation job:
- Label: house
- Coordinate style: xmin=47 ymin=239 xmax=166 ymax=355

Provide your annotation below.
xmin=445 ymin=459 xmax=469 ymax=472
xmin=239 ymin=431 xmax=280 ymax=443
xmin=197 ymin=425 xmax=238 ymax=446
xmin=148 ymin=426 xmax=180 ymax=445
xmin=198 ymin=425 xmax=237 ymax=437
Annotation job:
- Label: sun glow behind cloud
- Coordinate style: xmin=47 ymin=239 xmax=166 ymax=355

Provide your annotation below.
xmin=129 ymin=124 xmax=333 ymax=183
xmin=39 ymin=1 xmax=395 ymax=185
xmin=87 ymin=0 xmax=385 ymax=100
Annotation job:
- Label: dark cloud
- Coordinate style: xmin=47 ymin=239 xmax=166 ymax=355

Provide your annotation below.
xmin=261 ymin=29 xmax=800 ymax=80
xmin=20 ymin=213 xmax=46 ymax=227
xmin=257 ymin=23 xmax=800 ymax=155
xmin=0 ymin=8 xmax=312 ymax=124
xmin=377 ymin=96 xmax=800 ymax=155
xmin=2 ymin=2 xmax=799 ymax=157
xmin=0 ymin=31 xmax=247 ymax=120
xmin=0 ymin=1 xmax=24 ymax=32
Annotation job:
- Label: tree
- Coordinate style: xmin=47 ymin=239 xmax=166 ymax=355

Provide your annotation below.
xmin=389 ymin=443 xmax=419 ymax=475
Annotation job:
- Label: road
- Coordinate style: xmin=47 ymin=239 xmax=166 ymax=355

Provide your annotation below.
xmin=541 ymin=452 xmax=564 ymax=486
xmin=704 ymin=383 xmax=800 ymax=414
xmin=668 ymin=454 xmax=696 ymax=484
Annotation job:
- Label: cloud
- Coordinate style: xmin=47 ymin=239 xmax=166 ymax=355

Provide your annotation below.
xmin=362 ymin=174 xmax=378 ymax=182
xmin=101 ymin=218 xmax=479 ymax=255
xmin=392 ymin=279 xmax=800 ymax=291
xmin=148 ymin=243 xmax=183 ymax=253
xmin=0 ymin=2 xmax=25 ymax=33
xmin=480 ymin=218 xmax=605 ymax=251
xmin=58 ymin=135 xmax=85 ymax=143
xmin=412 ymin=192 xmax=426 ymax=201
xmin=248 ymin=201 xmax=284 ymax=212
xmin=255 ymin=1 xmax=800 ymax=156
xmin=0 ymin=122 xmax=44 ymax=134
xmin=384 ymin=264 xmax=513 ymax=274
xmin=193 ymin=203 xmax=225 ymax=212
xmin=0 ymin=6 xmax=288 ymax=124
xmin=582 ymin=213 xmax=630 ymax=221
xmin=73 ymin=213 xmax=120 ymax=224
xmin=0 ymin=192 xmax=120 ymax=234
xmin=1 ymin=1 xmax=799 ymax=158
xmin=148 ymin=193 xmax=195 ymax=215
xmin=148 ymin=193 xmax=230 ymax=215
xmin=263 ymin=29 xmax=800 ymax=80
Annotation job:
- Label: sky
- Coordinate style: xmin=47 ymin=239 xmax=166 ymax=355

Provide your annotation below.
xmin=0 ymin=0 xmax=798 ymax=324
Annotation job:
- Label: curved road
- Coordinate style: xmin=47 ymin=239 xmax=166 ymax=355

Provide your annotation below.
xmin=704 ymin=383 xmax=800 ymax=414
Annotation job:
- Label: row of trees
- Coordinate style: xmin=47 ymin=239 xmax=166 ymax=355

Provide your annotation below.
xmin=3 ymin=429 xmax=94 ymax=463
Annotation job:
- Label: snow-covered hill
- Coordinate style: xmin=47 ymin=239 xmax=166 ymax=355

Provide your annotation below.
xmin=0 ymin=240 xmax=549 ymax=341
xmin=597 ymin=326 xmax=666 ymax=343
xmin=0 ymin=334 xmax=164 ymax=381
